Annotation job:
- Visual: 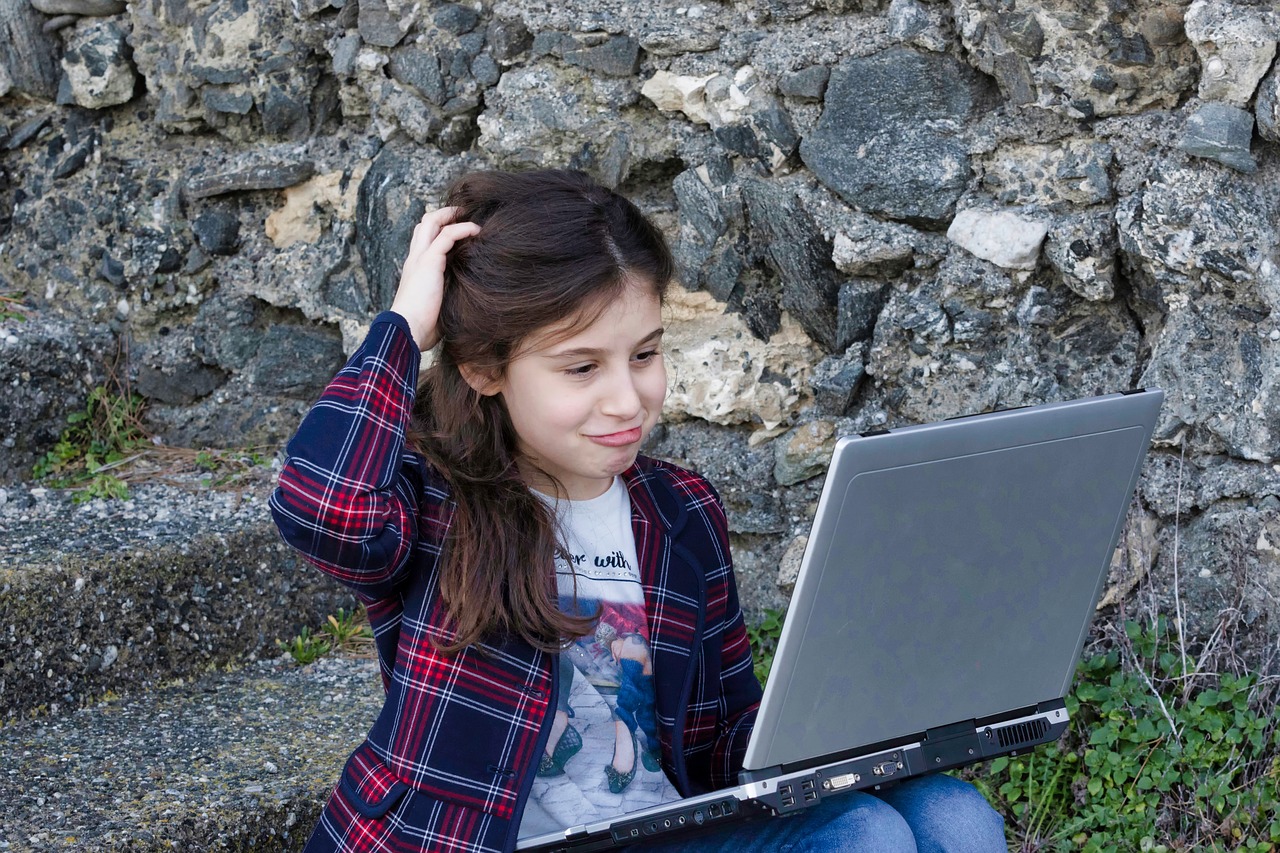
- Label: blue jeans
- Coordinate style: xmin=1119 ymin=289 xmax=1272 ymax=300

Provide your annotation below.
xmin=626 ymin=774 xmax=1005 ymax=852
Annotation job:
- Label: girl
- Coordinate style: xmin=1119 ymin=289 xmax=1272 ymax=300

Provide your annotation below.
xmin=270 ymin=169 xmax=1005 ymax=853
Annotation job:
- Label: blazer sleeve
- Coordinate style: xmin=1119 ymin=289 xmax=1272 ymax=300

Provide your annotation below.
xmin=706 ymin=484 xmax=764 ymax=789
xmin=269 ymin=311 xmax=424 ymax=602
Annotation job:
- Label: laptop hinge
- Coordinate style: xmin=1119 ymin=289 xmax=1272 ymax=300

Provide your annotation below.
xmin=921 ymin=720 xmax=981 ymax=771
xmin=737 ymin=765 xmax=782 ymax=785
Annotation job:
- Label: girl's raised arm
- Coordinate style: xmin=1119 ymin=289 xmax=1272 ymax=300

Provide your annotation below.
xmin=268 ymin=209 xmax=478 ymax=600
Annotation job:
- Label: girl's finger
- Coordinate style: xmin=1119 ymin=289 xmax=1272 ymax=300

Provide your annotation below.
xmin=407 ymin=206 xmax=464 ymax=255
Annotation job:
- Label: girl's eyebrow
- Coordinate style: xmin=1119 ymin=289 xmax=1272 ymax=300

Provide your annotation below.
xmin=543 ymin=327 xmax=664 ymax=360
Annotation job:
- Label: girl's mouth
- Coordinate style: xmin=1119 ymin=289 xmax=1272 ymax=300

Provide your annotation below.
xmin=589 ymin=427 xmax=642 ymax=447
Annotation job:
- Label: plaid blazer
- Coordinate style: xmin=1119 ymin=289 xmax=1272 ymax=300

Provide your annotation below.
xmin=270 ymin=312 xmax=762 ymax=853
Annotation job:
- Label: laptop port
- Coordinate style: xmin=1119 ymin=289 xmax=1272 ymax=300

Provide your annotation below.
xmin=873 ymin=761 xmax=901 ymax=777
xmin=825 ymin=772 xmax=860 ymax=790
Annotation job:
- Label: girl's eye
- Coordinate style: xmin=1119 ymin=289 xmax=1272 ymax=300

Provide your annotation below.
xmin=633 ymin=349 xmax=659 ymax=364
xmin=565 ymin=364 xmax=596 ymax=377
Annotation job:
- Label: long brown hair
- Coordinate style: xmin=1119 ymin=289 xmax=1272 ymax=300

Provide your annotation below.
xmin=411 ymin=170 xmax=674 ymax=653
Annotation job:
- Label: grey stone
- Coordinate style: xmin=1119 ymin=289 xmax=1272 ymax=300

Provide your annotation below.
xmin=1 ymin=0 xmax=61 ymax=99
xmin=1043 ymin=210 xmax=1117 ymax=301
xmin=636 ymin=22 xmax=720 ymax=56
xmin=6 ymin=113 xmax=50 ymax=150
xmin=357 ymin=0 xmax=408 ymax=47
xmin=888 ymin=0 xmax=930 ymax=42
xmin=186 ymin=162 xmax=317 ymax=200
xmin=1179 ymin=101 xmax=1257 ymax=173
xmin=644 ymin=421 xmax=785 ymax=534
xmin=0 ymin=317 xmax=111 ymax=483
xmin=779 ymin=65 xmax=829 ymax=101
xmin=331 ymin=32 xmax=361 ymax=78
xmin=250 ymin=323 xmax=345 ymax=397
xmin=996 ymin=11 xmax=1044 ymax=57
xmin=97 ymin=251 xmax=124 ymax=286
xmin=389 ymin=47 xmax=446 ymax=105
xmin=487 ymin=16 xmax=532 ymax=62
xmin=192 ymin=295 xmax=261 ymax=372
xmin=800 ymin=48 xmax=988 ymax=225
xmin=1258 ymin=63 xmax=1280 ymax=143
xmin=59 ymin=18 xmax=136 ymax=109
xmin=30 ymin=0 xmax=124 ymax=13
xmin=261 ymin=83 xmax=310 ymax=139
xmin=742 ymin=180 xmax=841 ymax=351
xmin=674 ymin=169 xmax=730 ymax=246
xmin=201 ymin=86 xmax=254 ymax=115
xmin=810 ymin=347 xmax=867 ymax=415
xmin=535 ymin=32 xmax=642 ymax=77
xmin=434 ymin=2 xmax=479 ymax=35
xmin=471 ymin=52 xmax=500 ymax=87
xmin=774 ymin=420 xmax=838 ymax=487
xmin=136 ymin=359 xmax=225 ymax=405
xmin=191 ymin=209 xmax=241 ymax=255
xmin=838 ymin=278 xmax=892 ymax=345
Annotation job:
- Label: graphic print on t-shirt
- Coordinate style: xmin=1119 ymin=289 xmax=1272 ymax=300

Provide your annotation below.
xmin=518 ymin=478 xmax=681 ymax=840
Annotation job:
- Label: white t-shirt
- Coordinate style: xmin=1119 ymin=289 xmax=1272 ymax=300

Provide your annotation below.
xmin=518 ymin=477 xmax=681 ymax=839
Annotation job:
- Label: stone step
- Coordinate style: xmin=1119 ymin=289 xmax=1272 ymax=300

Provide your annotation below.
xmin=0 ymin=653 xmax=383 ymax=851
xmin=0 ymin=472 xmax=352 ymax=721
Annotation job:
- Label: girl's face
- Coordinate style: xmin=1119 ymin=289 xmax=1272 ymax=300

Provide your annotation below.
xmin=489 ymin=281 xmax=666 ymax=501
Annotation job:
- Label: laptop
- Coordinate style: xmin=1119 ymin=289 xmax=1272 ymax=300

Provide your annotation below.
xmin=518 ymin=388 xmax=1164 ymax=852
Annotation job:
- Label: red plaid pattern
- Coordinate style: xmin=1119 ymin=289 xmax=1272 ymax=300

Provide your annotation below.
xmin=272 ymin=312 xmax=762 ymax=853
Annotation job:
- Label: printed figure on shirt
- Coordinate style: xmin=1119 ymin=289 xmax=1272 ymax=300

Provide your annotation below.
xmin=268 ymin=168 xmax=1007 ymax=853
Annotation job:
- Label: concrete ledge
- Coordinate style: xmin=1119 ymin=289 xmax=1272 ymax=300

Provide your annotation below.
xmin=0 ymin=654 xmax=382 ymax=851
xmin=0 ymin=476 xmax=353 ymax=721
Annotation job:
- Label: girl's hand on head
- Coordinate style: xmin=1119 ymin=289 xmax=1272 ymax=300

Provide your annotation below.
xmin=390 ymin=206 xmax=481 ymax=351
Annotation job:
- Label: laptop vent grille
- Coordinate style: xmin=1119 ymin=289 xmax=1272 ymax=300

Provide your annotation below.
xmin=996 ymin=718 xmax=1049 ymax=750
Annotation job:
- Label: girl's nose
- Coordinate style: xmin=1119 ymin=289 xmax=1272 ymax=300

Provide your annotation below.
xmin=600 ymin=371 xmax=642 ymax=418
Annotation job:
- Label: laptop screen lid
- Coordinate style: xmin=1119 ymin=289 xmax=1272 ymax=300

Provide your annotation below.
xmin=743 ymin=389 xmax=1163 ymax=772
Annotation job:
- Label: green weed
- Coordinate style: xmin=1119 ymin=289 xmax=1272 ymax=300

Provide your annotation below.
xmin=1 ymin=290 xmax=29 ymax=322
xmin=747 ymin=607 xmax=785 ymax=687
xmin=280 ymin=606 xmax=374 ymax=665
xmin=32 ymin=384 xmax=149 ymax=503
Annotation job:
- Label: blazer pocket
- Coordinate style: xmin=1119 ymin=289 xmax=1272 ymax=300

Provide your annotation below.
xmin=337 ymin=741 xmax=411 ymax=819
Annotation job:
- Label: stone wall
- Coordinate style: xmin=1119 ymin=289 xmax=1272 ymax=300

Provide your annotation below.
xmin=1 ymin=0 xmax=1277 ymax=656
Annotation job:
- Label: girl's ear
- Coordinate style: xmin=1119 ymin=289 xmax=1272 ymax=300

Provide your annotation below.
xmin=458 ymin=363 xmax=503 ymax=397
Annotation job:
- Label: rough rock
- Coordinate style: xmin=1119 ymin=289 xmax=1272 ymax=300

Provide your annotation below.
xmin=0 ymin=475 xmax=353 ymax=720
xmin=1 ymin=0 xmax=62 ymax=99
xmin=800 ymin=48 xmax=991 ymax=225
xmin=663 ymin=285 xmax=818 ymax=430
xmin=186 ymin=160 xmax=317 ymax=200
xmin=946 ymin=207 xmax=1050 ymax=271
xmin=0 ymin=317 xmax=112 ymax=483
xmin=31 ymin=0 xmax=125 ymax=13
xmin=886 ymin=0 xmax=951 ymax=52
xmin=1178 ymin=101 xmax=1258 ymax=173
xmin=59 ymin=17 xmax=137 ymax=109
xmin=478 ymin=62 xmax=676 ymax=187
xmin=953 ymin=0 xmax=1199 ymax=118
xmin=1043 ymin=209 xmax=1118 ymax=302
xmin=809 ymin=347 xmax=867 ymax=416
xmin=0 ymin=654 xmax=380 ymax=850
xmin=1259 ymin=62 xmax=1280 ymax=143
xmin=1183 ymin=0 xmax=1280 ymax=107
xmin=742 ymin=179 xmax=841 ymax=351
xmin=978 ymin=141 xmax=1115 ymax=208
xmin=774 ymin=419 xmax=838 ymax=486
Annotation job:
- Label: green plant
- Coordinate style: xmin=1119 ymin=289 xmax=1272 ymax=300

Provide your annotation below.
xmin=280 ymin=606 xmax=374 ymax=666
xmin=32 ymin=384 xmax=149 ymax=503
xmin=972 ymin=617 xmax=1280 ymax=851
xmin=278 ymin=626 xmax=332 ymax=665
xmin=1 ymin=290 xmax=29 ymax=322
xmin=322 ymin=606 xmax=375 ymax=652
xmin=747 ymin=607 xmax=785 ymax=687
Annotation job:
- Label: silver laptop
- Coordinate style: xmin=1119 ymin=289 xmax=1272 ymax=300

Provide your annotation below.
xmin=518 ymin=388 xmax=1164 ymax=852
